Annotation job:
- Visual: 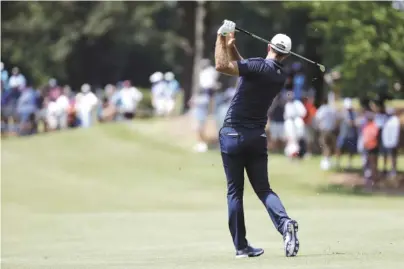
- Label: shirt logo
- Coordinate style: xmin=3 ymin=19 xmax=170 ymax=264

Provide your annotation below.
xmin=277 ymin=69 xmax=281 ymax=74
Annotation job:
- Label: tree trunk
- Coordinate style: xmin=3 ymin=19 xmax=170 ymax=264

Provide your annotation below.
xmin=179 ymin=1 xmax=197 ymax=113
xmin=202 ymin=1 xmax=213 ymax=60
xmin=192 ymin=1 xmax=206 ymax=97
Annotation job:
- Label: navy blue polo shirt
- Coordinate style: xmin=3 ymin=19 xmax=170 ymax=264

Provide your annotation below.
xmin=224 ymin=57 xmax=287 ymax=128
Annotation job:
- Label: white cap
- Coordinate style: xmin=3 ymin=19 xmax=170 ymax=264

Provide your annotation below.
xmin=49 ymin=78 xmax=57 ymax=87
xmin=150 ymin=72 xmax=163 ymax=83
xmin=270 ymin=33 xmax=292 ymax=54
xmin=164 ymin=72 xmax=174 ymax=81
xmin=81 ymin=83 xmax=91 ymax=93
xmin=343 ymin=98 xmax=352 ymax=109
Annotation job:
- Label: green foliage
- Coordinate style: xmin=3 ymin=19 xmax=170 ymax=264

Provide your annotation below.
xmin=286 ymin=1 xmax=404 ymax=97
xmin=2 ymin=1 xmax=403 ymax=100
xmin=1 ymin=2 xmax=183 ymax=88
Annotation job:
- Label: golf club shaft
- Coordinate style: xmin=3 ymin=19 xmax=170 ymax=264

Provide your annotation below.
xmin=235 ymin=26 xmax=326 ymax=72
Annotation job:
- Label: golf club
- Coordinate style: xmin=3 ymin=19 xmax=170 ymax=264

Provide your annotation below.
xmin=234 ymin=25 xmax=326 ymax=73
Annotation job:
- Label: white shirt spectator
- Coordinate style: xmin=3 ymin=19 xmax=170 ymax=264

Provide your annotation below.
xmin=120 ymin=86 xmax=143 ymax=113
xmin=315 ymin=104 xmax=337 ymax=131
xmin=151 ymin=81 xmax=167 ymax=99
xmin=47 ymin=101 xmax=59 ymax=115
xmin=46 ymin=100 xmax=60 ymax=130
xmin=284 ymin=100 xmax=306 ymax=120
xmin=284 ymin=100 xmax=307 ymax=141
xmin=382 ymin=115 xmax=400 ymax=148
xmin=8 ymin=74 xmax=26 ymax=89
xmin=76 ymin=91 xmax=98 ymax=113
xmin=56 ymin=94 xmax=70 ymax=115
xmin=199 ymin=66 xmax=219 ymax=90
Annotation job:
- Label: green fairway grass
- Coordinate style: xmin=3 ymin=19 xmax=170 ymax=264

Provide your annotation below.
xmin=2 ymin=121 xmax=404 ymax=269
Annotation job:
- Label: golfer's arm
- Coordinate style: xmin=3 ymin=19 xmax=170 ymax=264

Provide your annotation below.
xmin=228 ymin=45 xmax=243 ymax=61
xmin=215 ymin=35 xmax=239 ymax=76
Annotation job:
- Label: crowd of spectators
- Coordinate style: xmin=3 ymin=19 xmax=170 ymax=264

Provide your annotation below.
xmin=2 ymin=60 xmax=401 ymax=186
xmin=1 ymin=62 xmax=181 ymax=137
xmin=265 ymin=63 xmax=401 ymax=186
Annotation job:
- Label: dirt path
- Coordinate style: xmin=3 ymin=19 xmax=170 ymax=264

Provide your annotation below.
xmin=330 ymin=171 xmax=404 ymax=194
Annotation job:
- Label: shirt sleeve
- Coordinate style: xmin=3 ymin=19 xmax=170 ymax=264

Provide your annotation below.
xmin=237 ymin=58 xmax=265 ymax=76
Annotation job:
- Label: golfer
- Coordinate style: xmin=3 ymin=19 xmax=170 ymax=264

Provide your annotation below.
xmin=215 ymin=20 xmax=299 ymax=258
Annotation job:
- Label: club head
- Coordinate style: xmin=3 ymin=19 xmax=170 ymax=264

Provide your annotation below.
xmin=318 ymin=65 xmax=326 ymax=72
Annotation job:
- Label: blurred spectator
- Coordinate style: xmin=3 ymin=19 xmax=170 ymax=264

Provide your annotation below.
xmin=335 ymin=98 xmax=358 ymax=169
xmin=105 ymin=84 xmax=121 ymax=107
xmin=164 ymin=71 xmax=181 ymax=116
xmin=55 ymin=86 xmax=71 ymax=129
xmin=1 ymin=62 xmax=9 ymax=91
xmin=370 ymin=100 xmax=389 ymax=173
xmin=45 ymin=96 xmax=59 ymax=132
xmin=67 ymin=97 xmax=80 ymax=128
xmin=48 ymin=78 xmax=61 ymax=101
xmin=302 ymin=94 xmax=317 ymax=157
xmin=150 ymin=72 xmax=168 ymax=116
xmin=284 ymin=91 xmax=306 ymax=158
xmin=199 ymin=59 xmax=220 ymax=97
xmin=120 ymin=80 xmax=143 ymax=120
xmin=1 ymin=67 xmax=24 ymax=135
xmin=362 ymin=112 xmax=380 ymax=186
xmin=268 ymin=92 xmax=286 ymax=152
xmin=16 ymin=85 xmax=37 ymax=136
xmin=104 ymin=84 xmax=122 ymax=121
xmin=356 ymin=104 xmax=370 ymax=176
xmin=190 ymin=59 xmax=220 ymax=153
xmin=98 ymin=96 xmax=117 ymax=122
xmin=75 ymin=84 xmax=98 ymax=128
xmin=381 ymin=108 xmax=400 ymax=178
xmin=315 ymin=98 xmax=337 ymax=170
xmin=8 ymin=67 xmax=26 ymax=91
xmin=34 ymin=87 xmax=48 ymax=132
xmin=291 ymin=63 xmax=305 ymax=100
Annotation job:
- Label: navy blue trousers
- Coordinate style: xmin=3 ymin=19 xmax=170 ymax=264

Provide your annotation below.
xmin=219 ymin=126 xmax=290 ymax=250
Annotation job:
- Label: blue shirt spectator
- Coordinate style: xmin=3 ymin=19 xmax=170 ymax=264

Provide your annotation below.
xmin=17 ymin=86 xmax=37 ymax=116
xmin=164 ymin=72 xmax=180 ymax=97
xmin=166 ymin=79 xmax=180 ymax=97
xmin=1 ymin=62 xmax=9 ymax=91
xmin=291 ymin=62 xmax=305 ymax=100
xmin=293 ymin=73 xmax=305 ymax=100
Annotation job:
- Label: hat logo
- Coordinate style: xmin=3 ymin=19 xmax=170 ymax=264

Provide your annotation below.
xmin=275 ymin=44 xmax=286 ymax=50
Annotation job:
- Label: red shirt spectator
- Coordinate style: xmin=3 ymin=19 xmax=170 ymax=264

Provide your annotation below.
xmin=303 ymin=98 xmax=317 ymax=125
xmin=363 ymin=120 xmax=379 ymax=150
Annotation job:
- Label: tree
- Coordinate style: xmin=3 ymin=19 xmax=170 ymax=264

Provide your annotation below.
xmin=286 ymin=1 xmax=404 ymax=98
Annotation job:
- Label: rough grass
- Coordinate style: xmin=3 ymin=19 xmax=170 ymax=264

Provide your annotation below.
xmin=2 ymin=121 xmax=404 ymax=269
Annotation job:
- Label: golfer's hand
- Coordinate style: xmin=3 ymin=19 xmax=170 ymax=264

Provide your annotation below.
xmin=217 ymin=20 xmax=236 ymax=36
xmin=226 ymin=32 xmax=236 ymax=47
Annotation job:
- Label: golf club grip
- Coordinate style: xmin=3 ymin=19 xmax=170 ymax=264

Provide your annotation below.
xmin=235 ymin=26 xmax=252 ymax=36
xmin=235 ymin=26 xmax=270 ymax=44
